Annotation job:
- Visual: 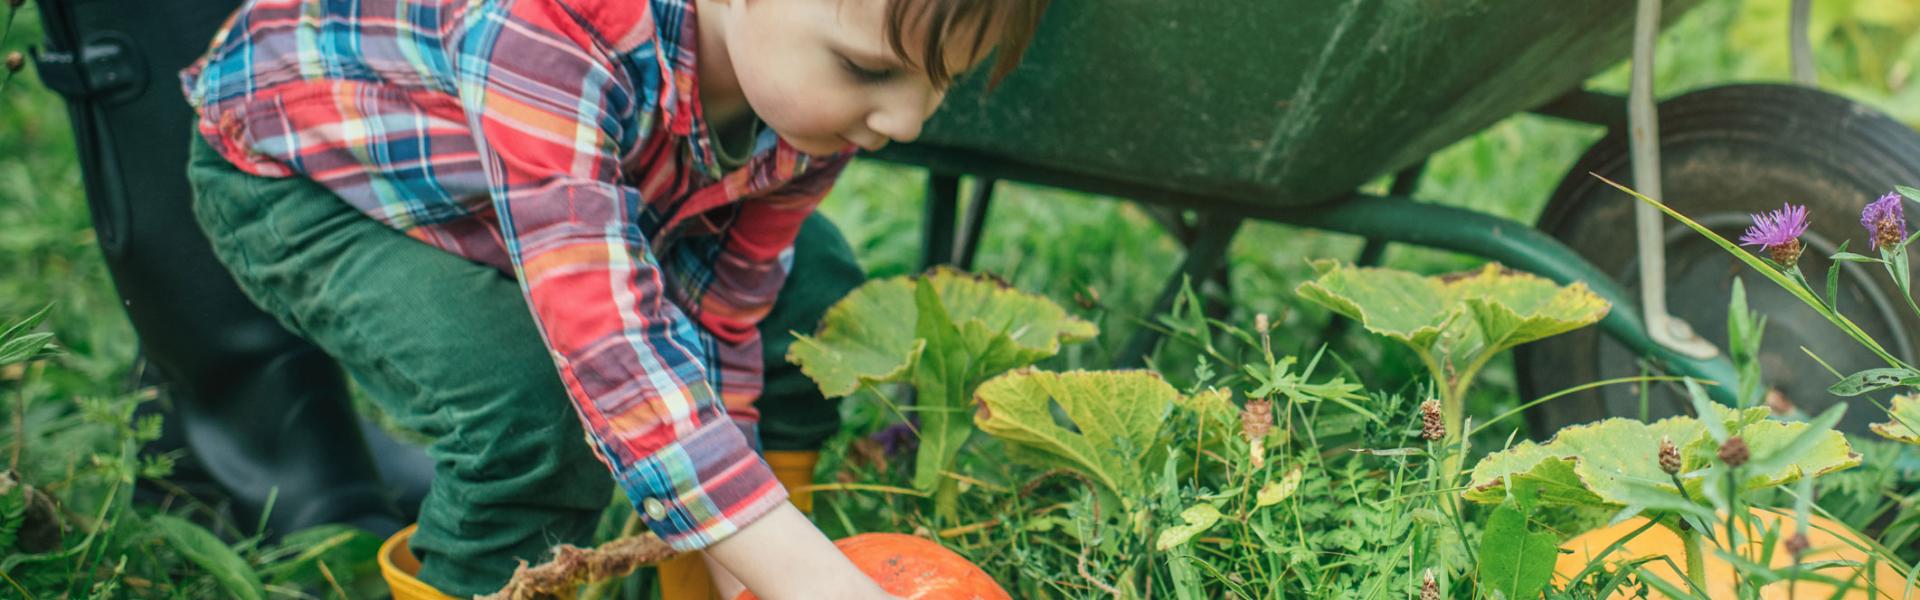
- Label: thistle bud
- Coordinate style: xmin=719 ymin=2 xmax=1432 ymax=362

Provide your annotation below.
xmin=1785 ymin=530 xmax=1810 ymax=561
xmin=1420 ymin=568 xmax=1441 ymax=600
xmin=1658 ymin=436 xmax=1681 ymax=475
xmin=1717 ymin=435 xmax=1749 ymax=468
xmin=4 ymin=52 xmax=23 ymax=74
xmin=1241 ymin=399 xmax=1273 ymax=441
xmin=1255 ymin=313 xmax=1272 ymax=355
xmin=1862 ymin=192 xmax=1908 ymax=252
xmin=1766 ymin=239 xmax=1804 ymax=265
xmin=1419 ymin=398 xmax=1445 ymax=442
xmin=1241 ymin=399 xmax=1273 ymax=469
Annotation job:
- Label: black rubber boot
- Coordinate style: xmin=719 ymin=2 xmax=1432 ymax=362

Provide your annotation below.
xmin=29 ymin=0 xmax=433 ymax=541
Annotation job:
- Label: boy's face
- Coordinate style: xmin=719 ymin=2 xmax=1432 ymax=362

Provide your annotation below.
xmin=710 ymin=0 xmax=995 ymax=156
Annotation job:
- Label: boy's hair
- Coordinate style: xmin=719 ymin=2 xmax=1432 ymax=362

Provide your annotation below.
xmin=883 ymin=0 xmax=1050 ymax=89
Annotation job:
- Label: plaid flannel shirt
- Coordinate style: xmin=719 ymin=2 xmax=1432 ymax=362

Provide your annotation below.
xmin=181 ymin=0 xmax=854 ymax=551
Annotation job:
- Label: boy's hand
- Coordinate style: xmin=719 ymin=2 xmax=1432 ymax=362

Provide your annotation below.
xmin=703 ymin=503 xmax=903 ymax=600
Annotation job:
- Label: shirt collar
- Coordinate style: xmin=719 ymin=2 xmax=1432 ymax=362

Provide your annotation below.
xmin=651 ymin=0 xmax=852 ymax=180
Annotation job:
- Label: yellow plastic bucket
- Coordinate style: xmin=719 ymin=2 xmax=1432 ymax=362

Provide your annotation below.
xmin=1556 ymin=509 xmax=1912 ymax=599
xmin=379 ymin=525 xmax=460 ymax=600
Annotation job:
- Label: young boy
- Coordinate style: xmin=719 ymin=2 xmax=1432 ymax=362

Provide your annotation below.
xmin=178 ymin=0 xmax=1047 ymax=596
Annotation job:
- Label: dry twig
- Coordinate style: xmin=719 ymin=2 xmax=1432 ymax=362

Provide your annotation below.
xmin=479 ymin=533 xmax=677 ymax=600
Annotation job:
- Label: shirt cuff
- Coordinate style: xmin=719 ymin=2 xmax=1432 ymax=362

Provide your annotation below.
xmin=613 ymin=417 xmax=789 ymax=552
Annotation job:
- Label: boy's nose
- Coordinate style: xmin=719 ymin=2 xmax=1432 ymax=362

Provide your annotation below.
xmin=868 ymin=89 xmax=943 ymax=144
xmin=867 ymin=110 xmax=924 ymax=144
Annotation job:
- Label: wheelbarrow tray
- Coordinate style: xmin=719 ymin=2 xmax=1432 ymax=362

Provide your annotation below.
xmin=898 ymin=0 xmax=1702 ymax=206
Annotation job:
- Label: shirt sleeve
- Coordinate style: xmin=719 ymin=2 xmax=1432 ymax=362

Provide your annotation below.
xmin=452 ymin=0 xmax=785 ymax=551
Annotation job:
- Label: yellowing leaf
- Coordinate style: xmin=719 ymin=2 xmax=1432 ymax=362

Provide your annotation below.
xmin=1154 ymin=503 xmax=1221 ymax=551
xmin=1464 ymin=404 xmax=1859 ymax=512
xmin=974 ymin=370 xmax=1180 ymax=501
xmin=1294 ymin=261 xmax=1457 ymax=351
xmin=1872 ymin=395 xmax=1920 ymax=445
xmin=787 ymin=268 xmax=1097 ymax=397
xmin=1296 ymin=261 xmax=1609 ymax=367
xmin=1256 ymin=467 xmax=1303 ymax=507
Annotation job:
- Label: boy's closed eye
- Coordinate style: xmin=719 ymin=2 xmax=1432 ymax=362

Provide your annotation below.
xmin=699 ymin=0 xmax=1049 ymax=156
xmin=837 ymin=54 xmax=899 ymax=84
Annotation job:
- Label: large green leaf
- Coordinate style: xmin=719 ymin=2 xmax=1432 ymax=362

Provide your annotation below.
xmin=1477 ymin=503 xmax=1557 ymax=600
xmin=1295 ymin=261 xmax=1609 ymax=366
xmin=787 ymin=267 xmax=1097 ymax=397
xmin=974 ymin=370 xmax=1180 ymax=502
xmin=1451 ymin=265 xmax=1611 ymax=352
xmin=1293 ymin=261 xmax=1457 ymax=351
xmin=789 ymin=268 xmax=1097 ymax=493
xmin=1464 ymin=405 xmax=1859 ymax=513
xmin=785 ymin=277 xmax=923 ymax=398
xmin=1871 ymin=394 xmax=1920 ymax=445
xmin=150 ymin=514 xmax=266 ymax=600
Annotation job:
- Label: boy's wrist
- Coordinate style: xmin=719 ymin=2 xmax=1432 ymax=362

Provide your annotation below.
xmin=704 ymin=503 xmax=894 ymax=600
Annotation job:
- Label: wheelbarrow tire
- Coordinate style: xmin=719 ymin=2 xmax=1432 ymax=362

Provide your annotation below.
xmin=1518 ymin=83 xmax=1920 ymax=436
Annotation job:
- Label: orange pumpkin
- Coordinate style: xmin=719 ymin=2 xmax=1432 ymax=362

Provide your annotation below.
xmin=1556 ymin=508 xmax=1912 ymax=599
xmin=734 ymin=533 xmax=1010 ymax=600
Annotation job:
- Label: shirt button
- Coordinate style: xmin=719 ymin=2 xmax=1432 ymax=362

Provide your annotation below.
xmin=643 ymin=498 xmax=668 ymax=520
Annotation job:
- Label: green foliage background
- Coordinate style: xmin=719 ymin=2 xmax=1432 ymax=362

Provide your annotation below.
xmin=0 ymin=0 xmax=1917 ymax=597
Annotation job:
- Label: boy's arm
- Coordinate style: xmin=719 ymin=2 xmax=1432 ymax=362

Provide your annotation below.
xmin=451 ymin=0 xmax=783 ymax=552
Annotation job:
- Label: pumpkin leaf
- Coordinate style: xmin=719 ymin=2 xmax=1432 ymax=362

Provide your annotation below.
xmin=1295 ymin=262 xmax=1607 ymax=419
xmin=1294 ymin=261 xmax=1459 ymax=354
xmin=1447 ymin=264 xmax=1612 ymax=352
xmin=788 ymin=268 xmax=1097 ymax=493
xmin=1154 ymin=503 xmax=1222 ymax=551
xmin=1465 ymin=404 xmax=1858 ymax=515
xmin=1477 ymin=503 xmax=1558 ymax=600
xmin=974 ymin=370 xmax=1179 ymax=502
xmin=150 ymin=514 xmax=265 ymax=600
xmin=908 ymin=279 xmax=995 ymax=491
xmin=787 ymin=268 xmax=1097 ymax=397
xmin=1872 ymin=395 xmax=1920 ymax=445
xmin=786 ymin=277 xmax=923 ymax=398
xmin=1296 ymin=262 xmax=1607 ymax=363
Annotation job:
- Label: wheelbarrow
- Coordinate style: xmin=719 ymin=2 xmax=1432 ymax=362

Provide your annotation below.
xmin=873 ymin=0 xmax=1920 ymax=435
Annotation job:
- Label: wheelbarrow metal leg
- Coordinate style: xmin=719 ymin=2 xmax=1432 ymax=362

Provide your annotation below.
xmin=1630 ymin=0 xmax=1720 ymax=361
xmin=1117 ymin=213 xmax=1244 ymax=368
xmin=1790 ymin=0 xmax=1817 ymax=86
xmin=921 ymin=172 xmax=962 ymax=269
xmin=956 ymin=178 xmax=997 ymax=270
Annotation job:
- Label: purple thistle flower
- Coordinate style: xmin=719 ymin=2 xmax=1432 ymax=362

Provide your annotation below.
xmin=1862 ymin=192 xmax=1907 ymax=251
xmin=1739 ymin=203 xmax=1810 ymax=265
xmin=870 ymin=418 xmax=919 ymax=458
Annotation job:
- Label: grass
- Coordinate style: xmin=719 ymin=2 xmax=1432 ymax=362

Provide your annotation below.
xmin=1 ymin=0 xmax=1918 ymax=597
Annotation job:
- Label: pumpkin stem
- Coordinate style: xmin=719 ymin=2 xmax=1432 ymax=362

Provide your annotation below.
xmin=1679 ymin=524 xmax=1709 ymax=592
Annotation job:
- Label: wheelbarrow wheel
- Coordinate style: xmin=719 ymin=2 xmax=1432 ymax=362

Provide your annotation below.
xmin=1518 ymin=83 xmax=1920 ymax=436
